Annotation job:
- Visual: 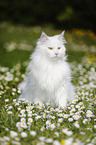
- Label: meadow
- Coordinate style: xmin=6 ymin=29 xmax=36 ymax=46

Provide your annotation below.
xmin=0 ymin=22 xmax=96 ymax=145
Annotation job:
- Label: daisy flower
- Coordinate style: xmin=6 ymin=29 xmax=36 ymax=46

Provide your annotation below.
xmin=5 ymin=99 xmax=9 ymax=102
xmin=11 ymin=141 xmax=21 ymax=145
xmin=20 ymin=122 xmax=27 ymax=128
xmin=7 ymin=111 xmax=13 ymax=114
xmin=39 ymin=136 xmax=45 ymax=141
xmin=21 ymin=132 xmax=28 ymax=138
xmin=76 ymin=105 xmax=80 ymax=109
xmin=35 ymin=115 xmax=42 ymax=121
xmin=10 ymin=131 xmax=18 ymax=138
xmin=53 ymin=140 xmax=61 ymax=145
xmin=21 ymin=118 xmax=26 ymax=122
xmin=3 ymin=136 xmax=10 ymax=141
xmin=68 ymin=118 xmax=73 ymax=122
xmin=46 ymin=120 xmax=51 ymax=127
xmin=73 ymin=114 xmax=81 ymax=120
xmin=41 ymin=126 xmax=45 ymax=131
xmin=30 ymin=131 xmax=37 ymax=136
xmin=28 ymin=118 xmax=33 ymax=123
xmin=54 ymin=132 xmax=59 ymax=137
xmin=83 ymin=119 xmax=88 ymax=124
xmin=73 ymin=121 xmax=80 ymax=128
xmin=58 ymin=118 xmax=63 ymax=123
xmin=20 ymin=109 xmax=25 ymax=114
xmin=16 ymin=122 xmax=21 ymax=127
xmin=63 ymin=114 xmax=69 ymax=118
xmin=50 ymin=123 xmax=56 ymax=130
xmin=86 ymin=110 xmax=93 ymax=117
xmin=45 ymin=138 xmax=53 ymax=143
xmin=62 ymin=128 xmax=73 ymax=136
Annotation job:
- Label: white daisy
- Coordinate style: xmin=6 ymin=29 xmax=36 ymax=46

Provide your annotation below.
xmin=30 ymin=131 xmax=37 ymax=136
xmin=21 ymin=132 xmax=28 ymax=138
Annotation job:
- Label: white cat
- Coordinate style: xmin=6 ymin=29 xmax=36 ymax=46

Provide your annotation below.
xmin=18 ymin=31 xmax=75 ymax=108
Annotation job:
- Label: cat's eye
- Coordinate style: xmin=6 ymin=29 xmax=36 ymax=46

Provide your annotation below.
xmin=58 ymin=47 xmax=61 ymax=50
xmin=48 ymin=47 xmax=53 ymax=50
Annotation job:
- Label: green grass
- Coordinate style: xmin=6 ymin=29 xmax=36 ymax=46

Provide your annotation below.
xmin=0 ymin=22 xmax=96 ymax=145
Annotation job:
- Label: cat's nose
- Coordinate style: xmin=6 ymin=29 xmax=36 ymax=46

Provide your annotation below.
xmin=55 ymin=53 xmax=58 ymax=56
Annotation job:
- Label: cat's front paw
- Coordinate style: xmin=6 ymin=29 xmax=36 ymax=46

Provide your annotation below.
xmin=58 ymin=104 xmax=66 ymax=109
xmin=57 ymin=99 xmax=67 ymax=109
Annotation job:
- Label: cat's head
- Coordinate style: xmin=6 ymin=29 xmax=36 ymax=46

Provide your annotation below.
xmin=37 ymin=31 xmax=67 ymax=61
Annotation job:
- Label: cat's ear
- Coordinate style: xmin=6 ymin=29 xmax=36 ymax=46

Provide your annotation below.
xmin=40 ymin=32 xmax=49 ymax=42
xmin=59 ymin=31 xmax=65 ymax=39
xmin=58 ymin=31 xmax=67 ymax=43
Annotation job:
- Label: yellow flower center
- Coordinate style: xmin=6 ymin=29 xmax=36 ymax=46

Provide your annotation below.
xmin=61 ymin=139 xmax=65 ymax=145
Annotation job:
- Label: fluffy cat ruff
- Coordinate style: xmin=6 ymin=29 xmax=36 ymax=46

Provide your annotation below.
xmin=19 ymin=31 xmax=75 ymax=108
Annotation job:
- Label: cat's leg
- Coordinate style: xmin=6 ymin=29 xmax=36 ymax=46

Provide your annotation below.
xmin=55 ymin=82 xmax=75 ymax=108
xmin=33 ymin=87 xmax=46 ymax=106
xmin=19 ymin=87 xmax=43 ymax=106
xmin=55 ymin=86 xmax=68 ymax=108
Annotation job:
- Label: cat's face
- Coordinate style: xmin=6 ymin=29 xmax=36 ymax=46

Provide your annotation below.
xmin=37 ymin=32 xmax=66 ymax=61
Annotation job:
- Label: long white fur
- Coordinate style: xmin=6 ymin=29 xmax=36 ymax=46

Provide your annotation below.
xmin=18 ymin=31 xmax=75 ymax=108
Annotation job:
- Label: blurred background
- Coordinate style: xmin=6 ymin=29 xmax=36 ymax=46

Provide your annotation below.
xmin=0 ymin=0 xmax=96 ymax=31
xmin=0 ymin=0 xmax=96 ymax=68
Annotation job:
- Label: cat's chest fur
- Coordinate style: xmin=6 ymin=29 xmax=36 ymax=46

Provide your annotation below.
xmin=28 ymin=53 xmax=71 ymax=93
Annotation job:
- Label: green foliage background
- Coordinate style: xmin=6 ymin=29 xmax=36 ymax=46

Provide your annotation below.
xmin=0 ymin=0 xmax=96 ymax=31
